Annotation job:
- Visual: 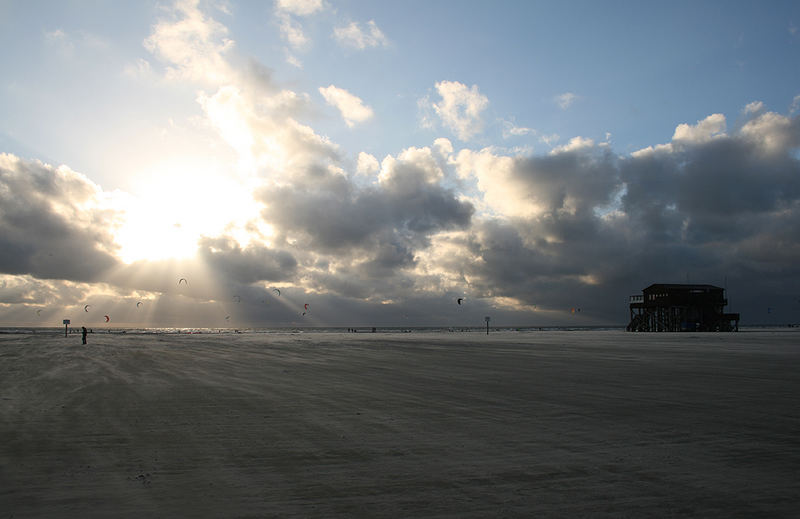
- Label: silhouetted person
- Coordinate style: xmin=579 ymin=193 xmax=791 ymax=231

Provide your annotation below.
xmin=81 ymin=326 xmax=87 ymax=345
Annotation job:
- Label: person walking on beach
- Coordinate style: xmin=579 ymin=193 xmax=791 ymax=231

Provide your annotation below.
xmin=81 ymin=326 xmax=87 ymax=345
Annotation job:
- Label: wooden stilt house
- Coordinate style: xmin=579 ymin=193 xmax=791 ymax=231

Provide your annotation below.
xmin=627 ymin=284 xmax=739 ymax=332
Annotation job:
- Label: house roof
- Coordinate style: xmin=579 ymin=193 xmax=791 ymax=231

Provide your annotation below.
xmin=643 ymin=283 xmax=723 ymax=292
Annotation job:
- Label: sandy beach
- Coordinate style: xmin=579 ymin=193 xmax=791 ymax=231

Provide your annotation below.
xmin=1 ymin=329 xmax=798 ymax=517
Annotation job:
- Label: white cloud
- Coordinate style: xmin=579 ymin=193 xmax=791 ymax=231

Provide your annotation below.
xmin=319 ymin=85 xmax=374 ymax=127
xmin=629 ymin=143 xmax=672 ymax=158
xmin=284 ymin=49 xmax=302 ymax=68
xmin=555 ymin=92 xmax=578 ymax=109
xmin=197 ymin=85 xmax=255 ymax=162
xmin=144 ymin=0 xmax=234 ymax=84
xmin=356 ymin=152 xmax=379 ymax=175
xmin=672 ymin=113 xmax=726 ymax=144
xmin=550 ymin=136 xmax=595 ymax=155
xmin=433 ymin=138 xmax=454 ymax=158
xmin=791 ymin=94 xmax=800 ymax=114
xmin=454 ymin=148 xmax=526 ymax=217
xmin=744 ymin=101 xmax=764 ymax=116
xmin=739 ymin=111 xmax=796 ymax=154
xmin=631 ymin=114 xmax=726 ymax=157
xmin=502 ymin=120 xmax=534 ymax=138
xmin=44 ymin=27 xmax=108 ymax=58
xmin=44 ymin=29 xmax=74 ymax=56
xmin=378 ymin=145 xmax=447 ymax=189
xmin=122 ymin=58 xmax=154 ymax=80
xmin=278 ymin=13 xmax=309 ymax=50
xmin=274 ymin=0 xmax=326 ymax=53
xmin=333 ymin=20 xmax=389 ymax=50
xmin=431 ymin=80 xmax=489 ymax=141
xmin=539 ymin=133 xmax=560 ymax=146
xmin=275 ymin=0 xmax=325 ymax=16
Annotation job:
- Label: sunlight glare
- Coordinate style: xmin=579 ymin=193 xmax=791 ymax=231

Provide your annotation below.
xmin=115 ymin=162 xmax=262 ymax=263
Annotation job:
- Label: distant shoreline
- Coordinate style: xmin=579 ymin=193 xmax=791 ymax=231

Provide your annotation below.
xmin=2 ymin=324 xmax=799 ymax=336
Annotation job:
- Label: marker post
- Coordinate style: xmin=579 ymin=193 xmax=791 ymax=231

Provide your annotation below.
xmin=63 ymin=319 xmax=70 ymax=338
xmin=485 ymin=316 xmax=490 ymax=335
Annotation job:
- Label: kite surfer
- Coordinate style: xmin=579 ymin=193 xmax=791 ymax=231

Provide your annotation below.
xmin=81 ymin=326 xmax=88 ymax=345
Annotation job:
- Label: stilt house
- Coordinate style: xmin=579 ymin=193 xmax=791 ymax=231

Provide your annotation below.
xmin=627 ymin=283 xmax=739 ymax=332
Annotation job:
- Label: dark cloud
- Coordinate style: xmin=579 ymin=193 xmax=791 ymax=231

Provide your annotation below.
xmin=446 ymin=112 xmax=800 ymax=324
xmin=5 ymin=107 xmax=800 ymax=327
xmin=0 ymin=154 xmax=120 ymax=282
xmin=514 ymin=147 xmax=619 ymax=215
xmin=198 ymin=235 xmax=297 ymax=284
xmin=258 ymin=149 xmax=474 ymax=284
xmin=622 ymin=135 xmax=800 ymax=245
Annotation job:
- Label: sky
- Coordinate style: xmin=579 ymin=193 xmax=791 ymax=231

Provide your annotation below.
xmin=2 ymin=0 xmax=800 ymax=328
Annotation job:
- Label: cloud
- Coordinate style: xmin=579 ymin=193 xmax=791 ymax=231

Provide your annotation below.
xmin=0 ymin=154 xmax=121 ymax=282
xmin=274 ymin=0 xmax=327 ymax=54
xmin=144 ymin=0 xmax=234 ymax=84
xmin=551 ymin=136 xmax=595 ymax=154
xmin=433 ymin=137 xmax=453 ymax=157
xmin=437 ymin=107 xmax=800 ymax=320
xmin=744 ymin=101 xmax=765 ymax=116
xmin=194 ymin=76 xmax=320 ymax=174
xmin=502 ymin=120 xmax=534 ymax=138
xmin=122 ymin=58 xmax=154 ymax=80
xmin=539 ymin=133 xmax=560 ymax=146
xmin=284 ymin=49 xmax=303 ymax=68
xmin=318 ymin=85 xmax=374 ymax=127
xmin=555 ymin=92 xmax=578 ymax=109
xmin=275 ymin=0 xmax=326 ymax=16
xmin=430 ymin=81 xmax=489 ymax=141
xmin=672 ymin=113 xmax=726 ymax=145
xmin=333 ymin=20 xmax=389 ymax=49
xmin=791 ymin=94 xmax=800 ymax=114
xmin=251 ymin=143 xmax=474 ymax=306
xmin=9 ymin=1 xmax=800 ymax=327
xmin=356 ymin=152 xmax=379 ymax=176
xmin=44 ymin=29 xmax=75 ymax=56
xmin=44 ymin=27 xmax=108 ymax=58
xmin=633 ymin=114 xmax=728 ymax=157
xmin=278 ymin=13 xmax=309 ymax=50
xmin=455 ymin=140 xmax=617 ymax=220
xmin=258 ymin=144 xmax=473 ymax=254
xmin=198 ymin=236 xmax=297 ymax=284
xmin=738 ymin=111 xmax=800 ymax=155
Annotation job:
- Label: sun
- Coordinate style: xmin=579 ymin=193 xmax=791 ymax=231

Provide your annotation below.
xmin=113 ymin=162 xmax=263 ymax=263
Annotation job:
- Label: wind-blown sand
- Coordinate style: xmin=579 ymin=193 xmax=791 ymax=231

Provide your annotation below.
xmin=1 ymin=330 xmax=798 ymax=517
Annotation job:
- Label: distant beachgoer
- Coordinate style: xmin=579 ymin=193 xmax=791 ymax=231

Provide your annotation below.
xmin=82 ymin=326 xmax=87 ymax=345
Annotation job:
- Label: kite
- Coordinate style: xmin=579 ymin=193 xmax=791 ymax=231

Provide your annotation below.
xmin=36 ymin=309 xmax=42 ymax=316
xmin=457 ymin=298 xmax=464 ymax=305
xmin=136 ymin=301 xmax=143 ymax=308
xmin=104 ymin=315 xmax=110 ymax=322
xmin=304 ymin=303 xmax=309 ymax=311
xmin=272 ymin=288 xmax=281 ymax=296
xmin=225 ymin=315 xmax=231 ymax=321
xmin=84 ymin=305 xmax=91 ymax=312
xmin=178 ymin=278 xmax=188 ymax=286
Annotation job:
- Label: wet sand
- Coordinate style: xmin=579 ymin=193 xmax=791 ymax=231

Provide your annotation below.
xmin=1 ymin=330 xmax=799 ymax=517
